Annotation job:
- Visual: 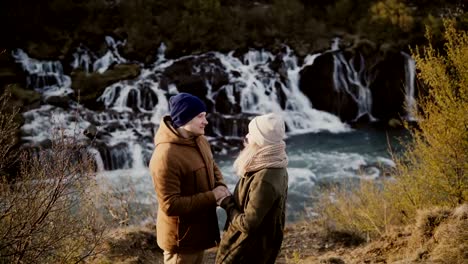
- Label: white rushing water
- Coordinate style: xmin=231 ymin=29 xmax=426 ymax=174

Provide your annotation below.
xmin=12 ymin=37 xmax=414 ymax=222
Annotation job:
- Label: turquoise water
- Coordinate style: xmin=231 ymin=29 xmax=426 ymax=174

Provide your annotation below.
xmin=97 ymin=128 xmax=409 ymax=224
xmin=216 ymin=128 xmax=408 ymax=222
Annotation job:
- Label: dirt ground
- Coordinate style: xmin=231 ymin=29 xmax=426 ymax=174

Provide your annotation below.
xmin=92 ymin=204 xmax=468 ymax=264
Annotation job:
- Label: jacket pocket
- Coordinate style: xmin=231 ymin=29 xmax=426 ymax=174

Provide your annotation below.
xmin=177 ymin=215 xmax=215 ymax=249
xmin=177 ymin=218 xmax=191 ymax=246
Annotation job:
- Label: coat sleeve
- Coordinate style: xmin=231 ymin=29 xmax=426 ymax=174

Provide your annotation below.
xmin=228 ymin=172 xmax=278 ymax=234
xmin=150 ymin=146 xmax=217 ymax=216
xmin=214 ymin=162 xmax=227 ymax=188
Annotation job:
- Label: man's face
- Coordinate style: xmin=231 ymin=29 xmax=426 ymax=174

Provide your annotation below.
xmin=182 ymin=112 xmax=208 ymax=136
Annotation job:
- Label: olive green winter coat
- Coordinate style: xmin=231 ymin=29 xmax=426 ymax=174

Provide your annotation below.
xmin=149 ymin=116 xmax=226 ymax=253
xmin=216 ymin=168 xmax=288 ymax=264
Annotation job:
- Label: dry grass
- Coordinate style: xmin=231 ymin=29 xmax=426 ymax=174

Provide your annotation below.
xmin=296 ymin=204 xmax=468 ymax=263
xmin=83 ymin=204 xmax=467 ymax=264
xmin=317 ymin=179 xmax=403 ymax=239
xmin=409 ymin=204 xmax=468 ymax=263
xmin=90 ymin=225 xmax=163 ymax=264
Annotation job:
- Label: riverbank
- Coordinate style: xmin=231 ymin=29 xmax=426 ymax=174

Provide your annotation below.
xmin=91 ymin=204 xmax=467 ymax=264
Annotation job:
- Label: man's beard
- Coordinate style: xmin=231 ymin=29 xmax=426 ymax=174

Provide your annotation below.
xmin=233 ymin=143 xmax=260 ymax=177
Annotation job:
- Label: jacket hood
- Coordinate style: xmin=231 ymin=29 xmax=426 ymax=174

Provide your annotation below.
xmin=154 ymin=116 xmax=197 ymax=147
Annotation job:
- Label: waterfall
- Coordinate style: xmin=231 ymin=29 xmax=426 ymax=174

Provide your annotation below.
xmin=281 ymin=47 xmax=350 ymax=134
xmin=10 ymin=38 xmax=413 ymax=225
xmin=155 ymin=43 xmax=167 ymax=64
xmin=93 ymin=36 xmax=127 ymax=73
xmin=71 ymin=45 xmax=93 ymax=73
xmin=401 ymin=52 xmax=417 ymax=121
xmin=12 ymin=49 xmax=72 ymax=97
xmin=71 ymin=35 xmax=128 ymax=74
xmin=214 ymin=48 xmax=350 ymax=134
xmin=16 ymin=38 xmax=401 ymax=172
xmin=331 ymin=38 xmax=376 ymax=122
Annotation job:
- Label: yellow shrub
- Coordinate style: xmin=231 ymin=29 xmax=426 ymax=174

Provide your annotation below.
xmin=320 ymin=19 xmax=467 ymax=238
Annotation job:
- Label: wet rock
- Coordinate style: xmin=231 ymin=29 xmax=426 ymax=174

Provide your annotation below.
xmin=299 ymin=45 xmax=410 ymax=126
xmin=4 ymin=84 xmax=41 ymax=111
xmin=43 ymin=95 xmax=71 ymax=109
xmin=71 ymin=63 xmax=141 ymax=110
xmin=161 ymin=53 xmax=229 ymax=99
xmin=84 ymin=124 xmax=98 ymax=139
xmin=299 ymin=52 xmax=358 ymax=121
xmin=0 ymin=50 xmax=27 ymax=90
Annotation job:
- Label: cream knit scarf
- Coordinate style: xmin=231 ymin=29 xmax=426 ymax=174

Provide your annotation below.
xmin=242 ymin=141 xmax=288 ymax=176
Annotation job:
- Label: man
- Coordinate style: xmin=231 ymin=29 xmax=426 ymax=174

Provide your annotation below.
xmin=216 ymin=113 xmax=289 ymax=264
xmin=149 ymin=93 xmax=230 ymax=264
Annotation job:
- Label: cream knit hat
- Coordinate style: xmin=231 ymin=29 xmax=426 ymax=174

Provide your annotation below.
xmin=248 ymin=113 xmax=285 ymax=146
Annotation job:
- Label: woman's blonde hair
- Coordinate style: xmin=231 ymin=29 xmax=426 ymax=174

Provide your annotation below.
xmin=233 ymin=142 xmax=260 ymax=177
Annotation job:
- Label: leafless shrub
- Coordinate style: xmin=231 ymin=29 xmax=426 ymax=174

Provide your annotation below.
xmin=97 ymin=174 xmax=157 ymax=228
xmin=0 ymin=92 xmax=106 ymax=263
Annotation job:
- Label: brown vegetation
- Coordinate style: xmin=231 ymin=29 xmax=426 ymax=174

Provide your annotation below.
xmin=0 ymin=92 xmax=106 ymax=263
xmin=84 ymin=203 xmax=467 ymax=263
xmin=90 ymin=225 xmax=163 ymax=264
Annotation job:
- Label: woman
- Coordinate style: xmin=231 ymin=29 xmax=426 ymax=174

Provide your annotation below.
xmin=216 ymin=113 xmax=289 ymax=264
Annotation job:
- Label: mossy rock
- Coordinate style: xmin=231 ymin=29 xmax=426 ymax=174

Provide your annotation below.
xmin=4 ymin=84 xmax=41 ymax=112
xmin=71 ymin=63 xmax=141 ymax=110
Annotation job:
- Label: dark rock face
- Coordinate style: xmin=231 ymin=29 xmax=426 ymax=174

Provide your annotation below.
xmin=214 ymin=84 xmax=243 ymax=115
xmin=0 ymin=51 xmax=27 ymax=91
xmin=44 ymin=95 xmax=71 ymax=109
xmin=299 ymin=48 xmax=411 ymax=124
xmin=299 ymin=52 xmax=358 ymax=121
xmin=370 ymin=50 xmax=407 ymax=121
xmin=71 ymin=63 xmax=141 ymax=110
xmin=160 ymin=53 xmax=229 ymax=101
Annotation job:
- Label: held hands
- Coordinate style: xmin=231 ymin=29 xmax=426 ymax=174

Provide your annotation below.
xmin=213 ymin=185 xmax=231 ymax=206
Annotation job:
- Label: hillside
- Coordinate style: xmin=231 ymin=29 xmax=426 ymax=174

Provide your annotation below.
xmin=91 ymin=204 xmax=467 ymax=264
xmin=0 ymin=0 xmax=466 ymax=62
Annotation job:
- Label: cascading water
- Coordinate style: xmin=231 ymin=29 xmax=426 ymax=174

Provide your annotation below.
xmin=401 ymin=52 xmax=417 ymax=121
xmin=93 ymin=36 xmax=128 ymax=74
xmin=13 ymin=37 xmax=414 ymax=222
xmin=213 ymin=47 xmax=350 ymax=135
xmin=12 ymin=49 xmax=72 ymax=97
xmin=331 ymin=38 xmax=376 ymax=122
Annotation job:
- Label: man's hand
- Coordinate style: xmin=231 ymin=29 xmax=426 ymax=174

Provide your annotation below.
xmin=213 ymin=186 xmax=231 ymax=206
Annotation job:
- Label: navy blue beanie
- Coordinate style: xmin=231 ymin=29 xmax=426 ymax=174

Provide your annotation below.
xmin=169 ymin=93 xmax=207 ymax=128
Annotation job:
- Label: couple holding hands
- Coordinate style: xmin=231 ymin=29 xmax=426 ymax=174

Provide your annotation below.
xmin=150 ymin=93 xmax=289 ymax=264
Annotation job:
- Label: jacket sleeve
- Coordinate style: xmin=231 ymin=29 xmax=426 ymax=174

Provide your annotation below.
xmin=150 ymin=146 xmax=217 ymax=216
xmin=214 ymin=162 xmax=227 ymax=188
xmin=228 ymin=173 xmax=278 ymax=234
